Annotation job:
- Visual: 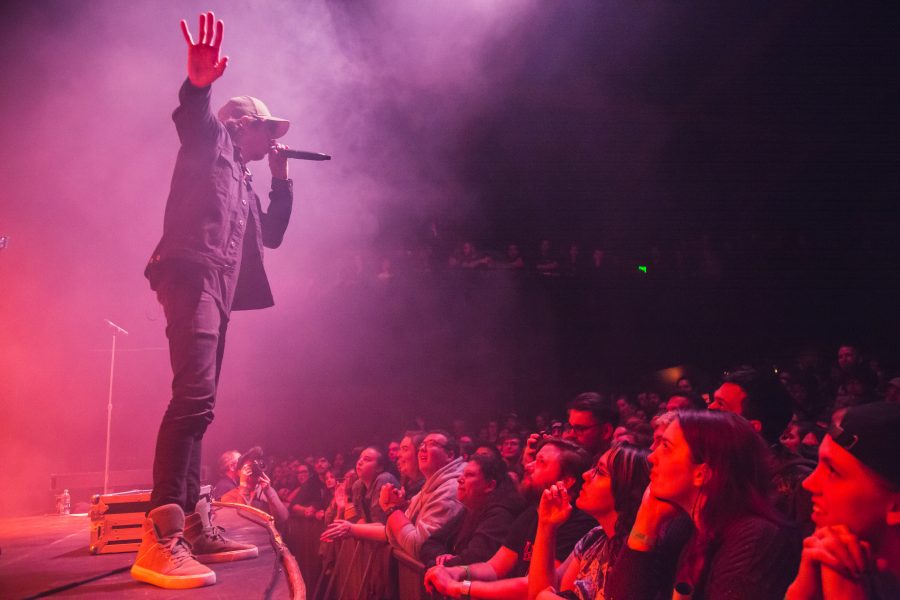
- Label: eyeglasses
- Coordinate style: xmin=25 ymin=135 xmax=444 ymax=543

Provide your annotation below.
xmin=418 ymin=440 xmax=447 ymax=451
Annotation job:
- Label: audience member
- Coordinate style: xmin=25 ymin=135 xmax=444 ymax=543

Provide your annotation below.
xmin=350 ymin=447 xmax=400 ymax=524
xmin=786 ymin=402 xmax=900 ymax=600
xmin=398 ymin=431 xmax=426 ymax=498
xmin=212 ymin=449 xmax=241 ymax=500
xmin=287 ymin=462 xmax=325 ymax=519
xmin=321 ymin=430 xmax=465 ymax=560
xmin=421 ymin=453 xmax=527 ymax=568
xmin=607 ymin=410 xmax=800 ymax=600
xmin=529 ymin=443 xmax=651 ymax=600
xmin=424 ymin=438 xmax=595 ymax=598
xmin=221 ymin=448 xmax=289 ymax=527
xmin=710 ymin=365 xmax=814 ymax=527
xmin=664 ymin=391 xmax=705 ymax=412
xmin=563 ymin=392 xmax=619 ymax=458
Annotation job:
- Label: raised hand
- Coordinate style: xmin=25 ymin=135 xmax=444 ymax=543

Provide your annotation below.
xmin=538 ymin=482 xmax=572 ymax=528
xmin=180 ymin=12 xmax=229 ymax=88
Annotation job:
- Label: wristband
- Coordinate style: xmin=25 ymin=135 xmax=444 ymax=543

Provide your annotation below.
xmin=463 ymin=565 xmax=470 ymax=580
xmin=460 ymin=580 xmax=472 ymax=598
xmin=385 ymin=506 xmax=402 ymax=518
xmin=629 ymin=530 xmax=657 ymax=547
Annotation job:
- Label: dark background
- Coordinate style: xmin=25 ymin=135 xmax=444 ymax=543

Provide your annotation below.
xmin=1 ymin=0 xmax=898 ymax=516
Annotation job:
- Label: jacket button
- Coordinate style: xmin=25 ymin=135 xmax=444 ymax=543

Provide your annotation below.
xmin=230 ymin=241 xmax=236 ymax=248
xmin=239 ymin=219 xmax=244 ymax=226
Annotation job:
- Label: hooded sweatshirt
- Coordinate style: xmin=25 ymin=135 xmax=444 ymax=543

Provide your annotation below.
xmin=386 ymin=456 xmax=465 ymax=558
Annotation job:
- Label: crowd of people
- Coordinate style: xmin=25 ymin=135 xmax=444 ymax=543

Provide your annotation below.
xmin=210 ymin=344 xmax=900 ymax=599
xmin=304 ymin=223 xmax=887 ymax=292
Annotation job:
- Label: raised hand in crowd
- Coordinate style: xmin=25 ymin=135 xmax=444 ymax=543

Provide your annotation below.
xmin=537 ymin=481 xmax=572 ymax=529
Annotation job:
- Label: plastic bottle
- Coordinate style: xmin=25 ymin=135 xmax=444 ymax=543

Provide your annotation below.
xmin=61 ymin=489 xmax=71 ymax=515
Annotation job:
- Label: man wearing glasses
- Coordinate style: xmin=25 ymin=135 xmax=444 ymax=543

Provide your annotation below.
xmin=563 ymin=392 xmax=619 ymax=458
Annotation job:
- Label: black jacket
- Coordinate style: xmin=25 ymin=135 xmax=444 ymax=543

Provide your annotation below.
xmin=419 ymin=481 xmax=527 ymax=568
xmin=145 ymin=78 xmax=293 ymax=311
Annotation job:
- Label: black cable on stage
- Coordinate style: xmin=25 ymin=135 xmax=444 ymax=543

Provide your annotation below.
xmin=23 ymin=565 xmax=132 ymax=599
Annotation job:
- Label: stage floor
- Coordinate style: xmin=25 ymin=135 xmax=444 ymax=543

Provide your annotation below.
xmin=0 ymin=506 xmax=298 ymax=599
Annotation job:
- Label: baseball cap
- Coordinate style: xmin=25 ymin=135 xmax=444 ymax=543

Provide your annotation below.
xmin=217 ymin=96 xmax=290 ymax=138
xmin=828 ymin=402 xmax=900 ymax=488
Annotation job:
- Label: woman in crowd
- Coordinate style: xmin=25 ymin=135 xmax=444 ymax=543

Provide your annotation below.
xmin=351 ymin=446 xmax=400 ymax=524
xmin=397 ymin=431 xmax=426 ymax=498
xmin=606 ymin=409 xmax=800 ymax=600
xmin=420 ymin=453 xmax=527 ymax=568
xmin=529 ymin=443 xmax=650 ymax=600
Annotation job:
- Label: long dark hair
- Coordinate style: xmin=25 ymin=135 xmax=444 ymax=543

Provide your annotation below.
xmin=676 ymin=410 xmax=781 ymax=539
xmin=607 ymin=443 xmax=651 ymax=541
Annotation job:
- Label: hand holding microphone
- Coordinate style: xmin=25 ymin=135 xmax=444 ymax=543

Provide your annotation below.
xmin=269 ymin=144 xmax=331 ymax=180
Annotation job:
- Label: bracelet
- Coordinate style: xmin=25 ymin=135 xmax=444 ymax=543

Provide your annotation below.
xmin=463 ymin=565 xmax=470 ymax=580
xmin=384 ymin=506 xmax=402 ymax=518
xmin=460 ymin=579 xmax=472 ymax=598
xmin=629 ymin=530 xmax=657 ymax=547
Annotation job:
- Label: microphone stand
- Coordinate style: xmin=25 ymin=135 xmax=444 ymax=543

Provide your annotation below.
xmin=102 ymin=319 xmax=128 ymax=495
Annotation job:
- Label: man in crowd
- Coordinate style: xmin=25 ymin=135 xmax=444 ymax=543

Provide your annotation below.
xmin=132 ymin=12 xmax=298 ymax=589
xmin=562 ymin=392 xmax=619 ymax=458
xmin=786 ymin=402 xmax=900 ymax=599
xmin=710 ymin=365 xmax=815 ymax=528
xmin=212 ymin=449 xmax=240 ymax=500
xmin=424 ymin=438 xmax=595 ymax=598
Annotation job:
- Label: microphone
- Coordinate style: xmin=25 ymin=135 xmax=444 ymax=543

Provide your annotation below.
xmin=281 ymin=149 xmax=331 ymax=161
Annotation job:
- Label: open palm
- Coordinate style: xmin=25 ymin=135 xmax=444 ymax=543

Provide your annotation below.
xmin=181 ymin=12 xmax=228 ymax=87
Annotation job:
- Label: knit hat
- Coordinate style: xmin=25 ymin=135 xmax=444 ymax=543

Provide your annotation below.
xmin=829 ymin=402 xmax=900 ymax=488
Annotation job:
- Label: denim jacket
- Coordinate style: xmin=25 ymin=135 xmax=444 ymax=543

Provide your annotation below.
xmin=145 ymin=79 xmax=293 ymax=311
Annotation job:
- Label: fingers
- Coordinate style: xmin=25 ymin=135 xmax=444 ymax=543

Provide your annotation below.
xmin=180 ymin=20 xmax=194 ymax=45
xmin=215 ymin=56 xmax=229 ymax=77
xmin=198 ymin=13 xmax=207 ymax=45
xmin=213 ymin=19 xmax=224 ymax=49
xmin=804 ymin=527 xmax=866 ymax=579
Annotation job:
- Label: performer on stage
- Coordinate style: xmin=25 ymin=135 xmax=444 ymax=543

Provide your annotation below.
xmin=132 ymin=12 xmax=296 ymax=589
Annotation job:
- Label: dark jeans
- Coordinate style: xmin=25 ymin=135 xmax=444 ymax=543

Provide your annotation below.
xmin=148 ymin=268 xmax=228 ymax=513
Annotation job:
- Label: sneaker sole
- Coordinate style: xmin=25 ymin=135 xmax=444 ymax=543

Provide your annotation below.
xmin=196 ymin=546 xmax=260 ymax=564
xmin=131 ymin=564 xmax=216 ymax=589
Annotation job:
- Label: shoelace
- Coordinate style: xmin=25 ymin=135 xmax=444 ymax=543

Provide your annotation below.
xmin=206 ymin=524 xmax=228 ymax=542
xmin=161 ymin=534 xmax=197 ymax=567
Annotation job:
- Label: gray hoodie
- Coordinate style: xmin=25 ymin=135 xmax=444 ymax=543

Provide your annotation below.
xmin=386 ymin=456 xmax=465 ymax=558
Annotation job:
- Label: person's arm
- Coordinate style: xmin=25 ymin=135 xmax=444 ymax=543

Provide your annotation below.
xmin=420 ymin=512 xmax=462 ymax=567
xmin=173 ymin=13 xmax=229 ymax=144
xmin=320 ymin=519 xmax=388 ymax=543
xmin=257 ymin=474 xmax=289 ymax=524
xmin=528 ymin=483 xmax=572 ymax=599
xmin=259 ymin=176 xmax=292 ymax=249
xmin=383 ymin=482 xmax=463 ymax=557
xmin=605 ymin=487 xmax=690 ymax=600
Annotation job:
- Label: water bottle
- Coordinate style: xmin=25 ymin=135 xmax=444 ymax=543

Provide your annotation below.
xmin=61 ymin=489 xmax=71 ymax=515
